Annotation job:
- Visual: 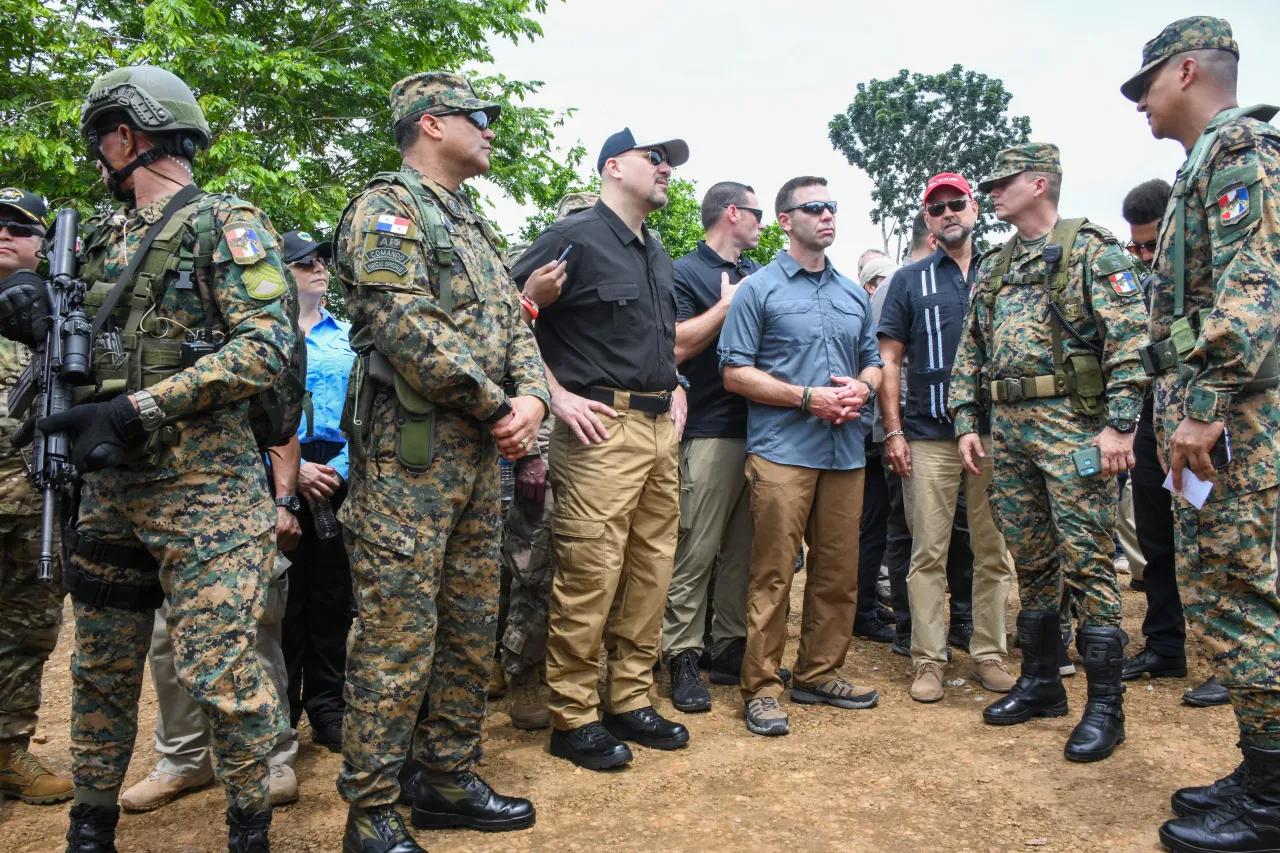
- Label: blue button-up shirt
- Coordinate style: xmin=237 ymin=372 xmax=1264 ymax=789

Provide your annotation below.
xmin=718 ymin=252 xmax=882 ymax=470
xmin=300 ymin=308 xmax=354 ymax=479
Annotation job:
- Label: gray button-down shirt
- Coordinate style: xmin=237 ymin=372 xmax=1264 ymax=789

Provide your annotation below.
xmin=718 ymin=251 xmax=883 ymax=470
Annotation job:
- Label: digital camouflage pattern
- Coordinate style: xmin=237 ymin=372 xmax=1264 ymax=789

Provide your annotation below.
xmin=554 ymin=191 xmax=600 ymax=220
xmin=1148 ymin=106 xmax=1280 ymax=746
xmin=0 ymin=336 xmax=62 ymax=750
xmin=1121 ymin=16 xmax=1239 ymax=102
xmin=68 ymin=188 xmax=294 ymax=810
xmin=949 ymin=222 xmax=1151 ymax=626
xmin=389 ymin=71 xmax=500 ymax=127
xmin=500 ymin=416 xmax=556 ymax=678
xmin=976 ymin=143 xmax=1063 ymax=192
xmin=333 ymin=161 xmax=548 ymax=807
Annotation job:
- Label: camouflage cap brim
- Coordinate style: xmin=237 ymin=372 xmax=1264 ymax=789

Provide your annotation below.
xmin=976 ymin=165 xmax=1025 ymax=193
xmin=1120 ymin=56 xmax=1166 ymax=103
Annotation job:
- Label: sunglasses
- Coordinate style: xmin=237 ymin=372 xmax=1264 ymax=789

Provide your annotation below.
xmin=437 ymin=109 xmax=494 ymax=131
xmin=622 ymin=148 xmax=669 ymax=168
xmin=926 ymin=198 xmax=970 ymax=217
xmin=291 ymin=254 xmax=327 ymax=268
xmin=724 ymin=204 xmax=763 ymax=222
xmin=783 ymin=201 xmax=838 ymax=216
xmin=0 ymin=220 xmax=42 ymax=239
xmin=1125 ymin=240 xmax=1158 ymax=255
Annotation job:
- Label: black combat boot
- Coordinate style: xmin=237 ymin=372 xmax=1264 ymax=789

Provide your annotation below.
xmin=342 ymin=805 xmax=426 ymax=853
xmin=411 ymin=770 xmax=535 ymax=832
xmin=227 ymin=805 xmax=272 ymax=852
xmin=1172 ymin=748 xmax=1252 ymax=817
xmin=1160 ymin=740 xmax=1280 ymax=853
xmin=982 ymin=610 xmax=1069 ymax=725
xmin=66 ymin=803 xmax=120 ymax=853
xmin=396 ymin=760 xmax=423 ymax=806
xmin=1064 ymin=625 xmax=1127 ymax=762
xmin=668 ymin=648 xmax=712 ymax=713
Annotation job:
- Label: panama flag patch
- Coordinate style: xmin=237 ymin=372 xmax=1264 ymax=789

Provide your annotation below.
xmin=376 ymin=215 xmax=411 ymax=235
xmin=1219 ymin=185 xmax=1250 ymax=226
xmin=1110 ymin=270 xmax=1139 ymax=295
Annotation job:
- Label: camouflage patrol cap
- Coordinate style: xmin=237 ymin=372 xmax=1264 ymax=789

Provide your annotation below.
xmin=1121 ymin=16 xmax=1238 ymax=102
xmin=390 ymin=72 xmax=501 ymax=128
xmin=554 ymin=191 xmax=599 ymax=220
xmin=976 ymin=143 xmax=1062 ymax=193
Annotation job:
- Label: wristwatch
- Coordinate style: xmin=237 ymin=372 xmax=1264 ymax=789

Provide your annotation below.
xmin=275 ymin=495 xmax=301 ymax=514
xmin=1107 ymin=418 xmax=1135 ymax=433
xmin=483 ymin=397 xmax=513 ymax=425
xmin=132 ymin=390 xmax=166 ymax=432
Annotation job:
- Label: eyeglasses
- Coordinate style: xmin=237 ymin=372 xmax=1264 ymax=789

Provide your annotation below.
xmin=724 ymin=204 xmax=763 ymax=222
xmin=292 ymin=254 xmax=327 ymax=268
xmin=1125 ymin=240 xmax=1158 ymax=255
xmin=783 ymin=201 xmax=838 ymax=216
xmin=0 ymin=220 xmax=41 ymax=239
xmin=621 ymin=148 xmax=669 ymax=167
xmin=926 ymin=198 xmax=970 ymax=217
xmin=436 ymin=109 xmax=494 ymax=131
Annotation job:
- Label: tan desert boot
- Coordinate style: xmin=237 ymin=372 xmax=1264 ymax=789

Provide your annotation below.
xmin=487 ymin=655 xmax=506 ymax=699
xmin=972 ymin=658 xmax=1017 ymax=693
xmin=0 ymin=745 xmax=73 ymax=804
xmin=508 ymin=669 xmax=551 ymax=730
xmin=120 ymin=765 xmax=214 ymax=812
xmin=910 ymin=662 xmax=945 ymax=703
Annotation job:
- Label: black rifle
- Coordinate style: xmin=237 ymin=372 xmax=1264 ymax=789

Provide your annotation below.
xmin=8 ymin=208 xmax=92 ymax=581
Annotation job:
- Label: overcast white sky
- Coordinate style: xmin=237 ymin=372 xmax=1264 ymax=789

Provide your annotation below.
xmin=475 ymin=0 xmax=1278 ymax=271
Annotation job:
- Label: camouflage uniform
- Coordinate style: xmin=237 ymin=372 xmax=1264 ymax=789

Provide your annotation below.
xmin=1132 ymin=31 xmax=1280 ymax=747
xmin=69 ymin=191 xmax=294 ymax=811
xmin=334 ymin=73 xmax=549 ymax=808
xmin=949 ymin=145 xmax=1150 ymax=627
xmin=0 ymin=337 xmax=63 ymax=751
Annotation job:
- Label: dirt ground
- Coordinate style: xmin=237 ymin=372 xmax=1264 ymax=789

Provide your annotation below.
xmin=2 ymin=573 xmax=1239 ymax=853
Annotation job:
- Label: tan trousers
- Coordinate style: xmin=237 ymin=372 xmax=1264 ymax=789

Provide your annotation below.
xmin=662 ymin=437 xmax=752 ymax=658
xmin=1116 ymin=478 xmax=1146 ymax=581
xmin=741 ymin=454 xmax=864 ymax=701
xmin=546 ymin=407 xmax=679 ymax=729
xmin=904 ymin=437 xmax=1014 ymax=667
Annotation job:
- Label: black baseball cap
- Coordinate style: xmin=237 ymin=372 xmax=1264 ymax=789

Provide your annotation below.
xmin=281 ymin=229 xmax=332 ymax=264
xmin=596 ymin=128 xmax=690 ymax=174
xmin=0 ymin=188 xmax=48 ymax=230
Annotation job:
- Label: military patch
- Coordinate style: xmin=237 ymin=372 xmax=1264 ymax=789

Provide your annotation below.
xmin=0 ymin=188 xmax=22 ymax=202
xmin=446 ymin=197 xmax=462 ymax=217
xmin=364 ymin=247 xmax=410 ymax=277
xmin=375 ymin=234 xmax=405 ymax=249
xmin=1218 ymin=184 xmax=1249 ymax=226
xmin=1109 ymin=270 xmax=1140 ymax=296
xmin=375 ymin=215 xmax=412 ymax=236
xmin=242 ymin=263 xmax=287 ymax=300
xmin=297 ymin=231 xmax=314 ymax=242
xmin=227 ymin=228 xmax=267 ymax=265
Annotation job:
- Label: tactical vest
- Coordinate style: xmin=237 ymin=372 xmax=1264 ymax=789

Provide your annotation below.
xmin=340 ymin=170 xmax=457 ymax=472
xmin=1139 ymin=105 xmax=1280 ymax=394
xmin=77 ymin=191 xmax=307 ymax=456
xmin=978 ymin=218 xmax=1108 ymax=416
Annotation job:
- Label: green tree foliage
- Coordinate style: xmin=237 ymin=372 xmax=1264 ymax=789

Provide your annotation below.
xmin=744 ymin=223 xmax=786 ymax=267
xmin=828 ymin=64 xmax=1031 ymax=255
xmin=1 ymin=0 xmax=582 ymax=236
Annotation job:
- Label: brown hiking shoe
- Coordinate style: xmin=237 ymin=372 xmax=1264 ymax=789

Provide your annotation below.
xmin=120 ymin=766 xmax=214 ymax=812
xmin=509 ymin=669 xmax=551 ymax=730
xmin=910 ymin=662 xmax=945 ymax=703
xmin=0 ymin=746 xmax=73 ymax=804
xmin=972 ymin=658 xmax=1017 ymax=693
xmin=487 ymin=655 xmax=506 ymax=699
xmin=791 ymin=676 xmax=879 ymax=710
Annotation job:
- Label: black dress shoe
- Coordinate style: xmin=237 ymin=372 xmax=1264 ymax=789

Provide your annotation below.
xmin=1185 ymin=676 xmax=1231 ymax=707
xmin=947 ymin=622 xmax=974 ymax=653
xmin=549 ymin=722 xmax=633 ymax=771
xmin=1160 ymin=740 xmax=1280 ymax=853
xmin=411 ymin=770 xmax=535 ymax=832
xmin=1173 ymin=758 xmax=1252 ymax=817
xmin=853 ymin=617 xmax=895 ymax=643
xmin=602 ymin=706 xmax=690 ymax=750
xmin=312 ymin=717 xmax=344 ymax=753
xmin=668 ymin=649 xmax=712 ymax=713
xmin=342 ymin=805 xmax=425 ymax=853
xmin=66 ymin=803 xmax=120 ymax=853
xmin=227 ymin=805 xmax=271 ymax=853
xmin=1120 ymin=646 xmax=1188 ymax=681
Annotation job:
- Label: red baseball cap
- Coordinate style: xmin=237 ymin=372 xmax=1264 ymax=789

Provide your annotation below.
xmin=923 ymin=173 xmax=973 ymax=204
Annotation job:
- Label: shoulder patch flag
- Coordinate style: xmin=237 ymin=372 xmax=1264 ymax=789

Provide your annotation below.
xmin=1219 ymin=185 xmax=1249 ymax=226
xmin=376 ymin=215 xmax=412 ymax=236
xmin=1110 ymin=270 xmax=1139 ymax=296
xmin=227 ymin=227 xmax=266 ymax=265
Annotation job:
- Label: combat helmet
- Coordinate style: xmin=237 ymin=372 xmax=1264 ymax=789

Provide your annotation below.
xmin=80 ymin=65 xmax=211 ymax=149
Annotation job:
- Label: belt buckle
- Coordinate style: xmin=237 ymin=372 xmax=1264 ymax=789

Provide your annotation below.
xmin=1003 ymin=379 xmax=1023 ymax=402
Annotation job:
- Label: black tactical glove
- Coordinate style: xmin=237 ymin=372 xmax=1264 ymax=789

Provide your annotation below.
xmin=0 ymin=270 xmax=51 ymax=347
xmin=38 ymin=395 xmax=147 ymax=472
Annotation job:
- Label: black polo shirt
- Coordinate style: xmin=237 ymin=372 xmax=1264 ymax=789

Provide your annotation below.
xmin=877 ymin=244 xmax=981 ymax=440
xmin=512 ymin=200 xmax=677 ymax=394
xmin=674 ymin=241 xmax=760 ymax=439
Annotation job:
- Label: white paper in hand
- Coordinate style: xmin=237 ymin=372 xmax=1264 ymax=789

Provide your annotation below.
xmin=1163 ymin=468 xmax=1214 ymax=510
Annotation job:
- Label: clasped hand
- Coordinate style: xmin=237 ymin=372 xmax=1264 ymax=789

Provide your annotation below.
xmin=806 ymin=375 xmax=870 ymax=425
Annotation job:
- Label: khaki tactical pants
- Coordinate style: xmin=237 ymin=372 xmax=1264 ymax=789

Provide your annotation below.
xmin=546 ymin=407 xmax=679 ymax=730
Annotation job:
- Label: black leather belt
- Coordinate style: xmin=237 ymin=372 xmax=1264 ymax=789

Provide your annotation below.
xmin=587 ymin=387 xmax=672 ymax=414
xmin=300 ymin=439 xmax=345 ymax=465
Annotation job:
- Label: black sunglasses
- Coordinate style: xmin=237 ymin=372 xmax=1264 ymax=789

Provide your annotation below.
xmin=623 ymin=148 xmax=669 ymax=167
xmin=1126 ymin=240 xmax=1159 ymax=254
xmin=0 ymin=220 xmax=42 ymax=239
xmin=926 ymin=198 xmax=970 ymax=217
xmin=724 ymin=204 xmax=763 ymax=222
xmin=291 ymin=254 xmax=327 ymax=268
xmin=784 ymin=201 xmax=837 ymax=216
xmin=437 ymin=109 xmax=494 ymax=131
